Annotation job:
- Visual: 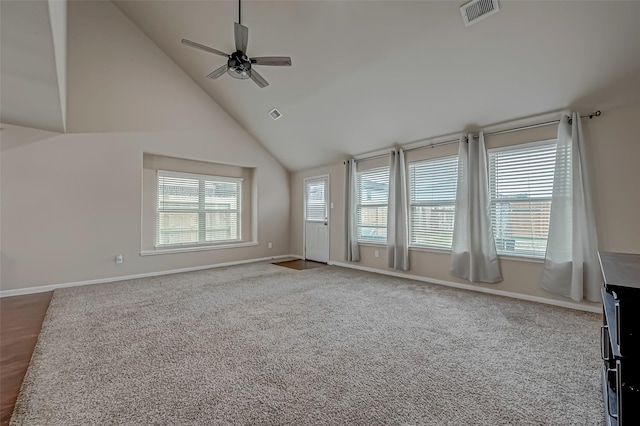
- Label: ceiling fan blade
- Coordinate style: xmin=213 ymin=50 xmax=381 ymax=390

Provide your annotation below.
xmin=250 ymin=57 xmax=292 ymax=66
xmin=250 ymin=69 xmax=269 ymax=88
xmin=234 ymin=23 xmax=248 ymax=53
xmin=181 ymin=39 xmax=229 ymax=57
xmin=206 ymin=64 xmax=228 ymax=79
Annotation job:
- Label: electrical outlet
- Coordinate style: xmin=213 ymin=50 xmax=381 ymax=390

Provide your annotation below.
xmin=115 ymin=254 xmax=123 ymax=264
xmin=374 ymin=250 xmax=379 ymax=258
xmin=268 ymin=242 xmax=273 ymax=249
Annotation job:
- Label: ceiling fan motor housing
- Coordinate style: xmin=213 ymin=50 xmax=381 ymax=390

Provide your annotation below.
xmin=180 ymin=0 xmax=291 ymax=88
xmin=228 ymin=51 xmax=251 ymax=79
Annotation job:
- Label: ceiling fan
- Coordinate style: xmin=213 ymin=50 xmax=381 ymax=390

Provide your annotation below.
xmin=181 ymin=0 xmax=292 ymax=88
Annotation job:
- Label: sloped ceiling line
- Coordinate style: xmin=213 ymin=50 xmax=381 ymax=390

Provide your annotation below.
xmin=114 ymin=0 xmax=640 ymax=172
xmin=0 ymin=0 xmax=66 ymax=133
xmin=47 ymin=0 xmax=68 ymax=132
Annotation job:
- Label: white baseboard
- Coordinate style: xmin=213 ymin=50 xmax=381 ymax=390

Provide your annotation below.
xmin=283 ymin=254 xmax=303 ymax=260
xmin=328 ymin=260 xmax=601 ymax=313
xmin=0 ymin=254 xmax=301 ymax=298
xmin=2 ymin=255 xmax=597 ymax=314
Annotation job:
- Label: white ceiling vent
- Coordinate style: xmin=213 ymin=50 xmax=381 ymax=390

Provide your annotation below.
xmin=268 ymin=108 xmax=283 ymax=120
xmin=461 ymin=0 xmax=499 ymax=27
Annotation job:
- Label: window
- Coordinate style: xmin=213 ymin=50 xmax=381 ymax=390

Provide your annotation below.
xmin=356 ymin=167 xmax=389 ymax=242
xmin=157 ymin=170 xmax=242 ymax=247
xmin=488 ymin=141 xmax=556 ymax=258
xmin=305 ymin=178 xmax=328 ymax=221
xmin=409 ymin=156 xmax=458 ymax=249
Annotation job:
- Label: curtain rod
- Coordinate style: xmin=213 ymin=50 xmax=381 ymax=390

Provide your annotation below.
xmin=348 ymin=110 xmax=602 ymax=163
xmin=470 ymin=110 xmax=601 ymax=140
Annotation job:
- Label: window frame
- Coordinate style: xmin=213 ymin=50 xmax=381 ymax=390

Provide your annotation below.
xmin=487 ymin=139 xmax=557 ymax=259
xmin=356 ymin=166 xmax=389 ymax=244
xmin=408 ymin=154 xmax=459 ymax=250
xmin=156 ymin=170 xmax=243 ymax=249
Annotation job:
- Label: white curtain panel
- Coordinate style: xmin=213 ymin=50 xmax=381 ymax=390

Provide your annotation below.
xmin=542 ymin=113 xmax=601 ymax=302
xmin=387 ymin=149 xmax=409 ymax=270
xmin=451 ymin=132 xmax=502 ymax=283
xmin=345 ymin=159 xmax=360 ymax=262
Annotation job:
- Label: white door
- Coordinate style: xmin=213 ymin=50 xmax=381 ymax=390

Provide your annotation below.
xmin=304 ymin=176 xmax=329 ymax=263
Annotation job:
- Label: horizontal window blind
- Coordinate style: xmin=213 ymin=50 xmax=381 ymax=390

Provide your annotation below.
xmin=488 ymin=142 xmax=556 ymax=258
xmin=157 ymin=170 xmax=242 ymax=247
xmin=409 ymin=156 xmax=458 ymax=249
xmin=356 ymin=167 xmax=389 ymax=242
xmin=305 ymin=178 xmax=327 ymax=221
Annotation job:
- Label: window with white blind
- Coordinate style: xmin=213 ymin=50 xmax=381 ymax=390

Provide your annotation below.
xmin=356 ymin=167 xmax=389 ymax=242
xmin=305 ymin=178 xmax=328 ymax=221
xmin=488 ymin=141 xmax=556 ymax=258
xmin=409 ymin=156 xmax=458 ymax=249
xmin=157 ymin=170 xmax=242 ymax=247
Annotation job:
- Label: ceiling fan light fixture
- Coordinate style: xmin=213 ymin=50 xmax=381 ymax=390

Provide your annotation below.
xmin=181 ymin=0 xmax=291 ymax=88
xmin=227 ymin=52 xmax=251 ymax=79
xmin=228 ymin=67 xmax=251 ymax=79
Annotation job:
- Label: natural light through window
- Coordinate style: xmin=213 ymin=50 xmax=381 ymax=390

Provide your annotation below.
xmin=305 ymin=180 xmax=327 ymax=221
xmin=409 ymin=156 xmax=458 ymax=249
xmin=157 ymin=170 xmax=242 ymax=247
xmin=356 ymin=167 xmax=389 ymax=242
xmin=488 ymin=141 xmax=556 ymax=258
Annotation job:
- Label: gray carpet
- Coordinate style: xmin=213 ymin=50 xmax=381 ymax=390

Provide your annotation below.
xmin=11 ymin=262 xmax=603 ymax=425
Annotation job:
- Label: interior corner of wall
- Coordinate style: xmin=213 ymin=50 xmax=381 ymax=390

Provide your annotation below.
xmin=47 ymin=0 xmax=67 ymax=134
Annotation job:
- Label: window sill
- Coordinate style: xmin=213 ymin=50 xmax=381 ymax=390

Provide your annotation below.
xmin=408 ymin=245 xmax=451 ymax=254
xmin=358 ymin=241 xmax=386 ymax=247
xmin=141 ymin=241 xmax=258 ymax=256
xmin=359 ymin=243 xmax=545 ymax=263
xmin=409 ymin=246 xmax=545 ymax=263
xmin=498 ymin=254 xmax=544 ymax=264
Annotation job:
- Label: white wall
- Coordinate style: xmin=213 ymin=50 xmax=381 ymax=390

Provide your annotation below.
xmin=290 ymin=103 xmax=640 ymax=307
xmin=0 ymin=0 xmax=290 ymax=291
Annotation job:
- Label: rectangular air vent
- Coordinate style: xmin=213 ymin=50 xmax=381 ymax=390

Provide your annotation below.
xmin=268 ymin=108 xmax=282 ymax=120
xmin=461 ymin=0 xmax=499 ymax=27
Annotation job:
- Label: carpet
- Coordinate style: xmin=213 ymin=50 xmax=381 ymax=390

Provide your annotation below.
xmin=11 ymin=262 xmax=603 ymax=425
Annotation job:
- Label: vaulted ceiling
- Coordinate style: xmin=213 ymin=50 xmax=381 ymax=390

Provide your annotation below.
xmin=113 ymin=0 xmax=640 ymax=171
xmin=3 ymin=1 xmax=640 ymax=171
xmin=0 ymin=0 xmax=66 ymax=133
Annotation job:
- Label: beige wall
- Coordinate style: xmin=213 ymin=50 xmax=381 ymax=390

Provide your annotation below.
xmin=66 ymin=0 xmax=222 ymax=134
xmin=0 ymin=0 xmax=289 ymax=291
xmin=290 ymin=103 xmax=640 ymax=307
xmin=586 ymin=105 xmax=640 ymax=253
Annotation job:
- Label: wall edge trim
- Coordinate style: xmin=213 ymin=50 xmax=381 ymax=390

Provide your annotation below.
xmin=0 ymin=254 xmax=303 ymax=297
xmin=328 ymin=260 xmax=601 ymax=313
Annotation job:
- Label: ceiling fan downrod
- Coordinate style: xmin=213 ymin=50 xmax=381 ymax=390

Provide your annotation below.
xmin=180 ymin=0 xmax=291 ymax=88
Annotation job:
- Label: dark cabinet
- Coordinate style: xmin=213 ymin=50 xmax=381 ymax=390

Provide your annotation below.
xmin=600 ymin=252 xmax=640 ymax=426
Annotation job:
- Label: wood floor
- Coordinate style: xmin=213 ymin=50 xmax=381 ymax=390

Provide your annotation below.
xmin=0 ymin=292 xmax=53 ymax=425
xmin=273 ymin=259 xmax=327 ymax=271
